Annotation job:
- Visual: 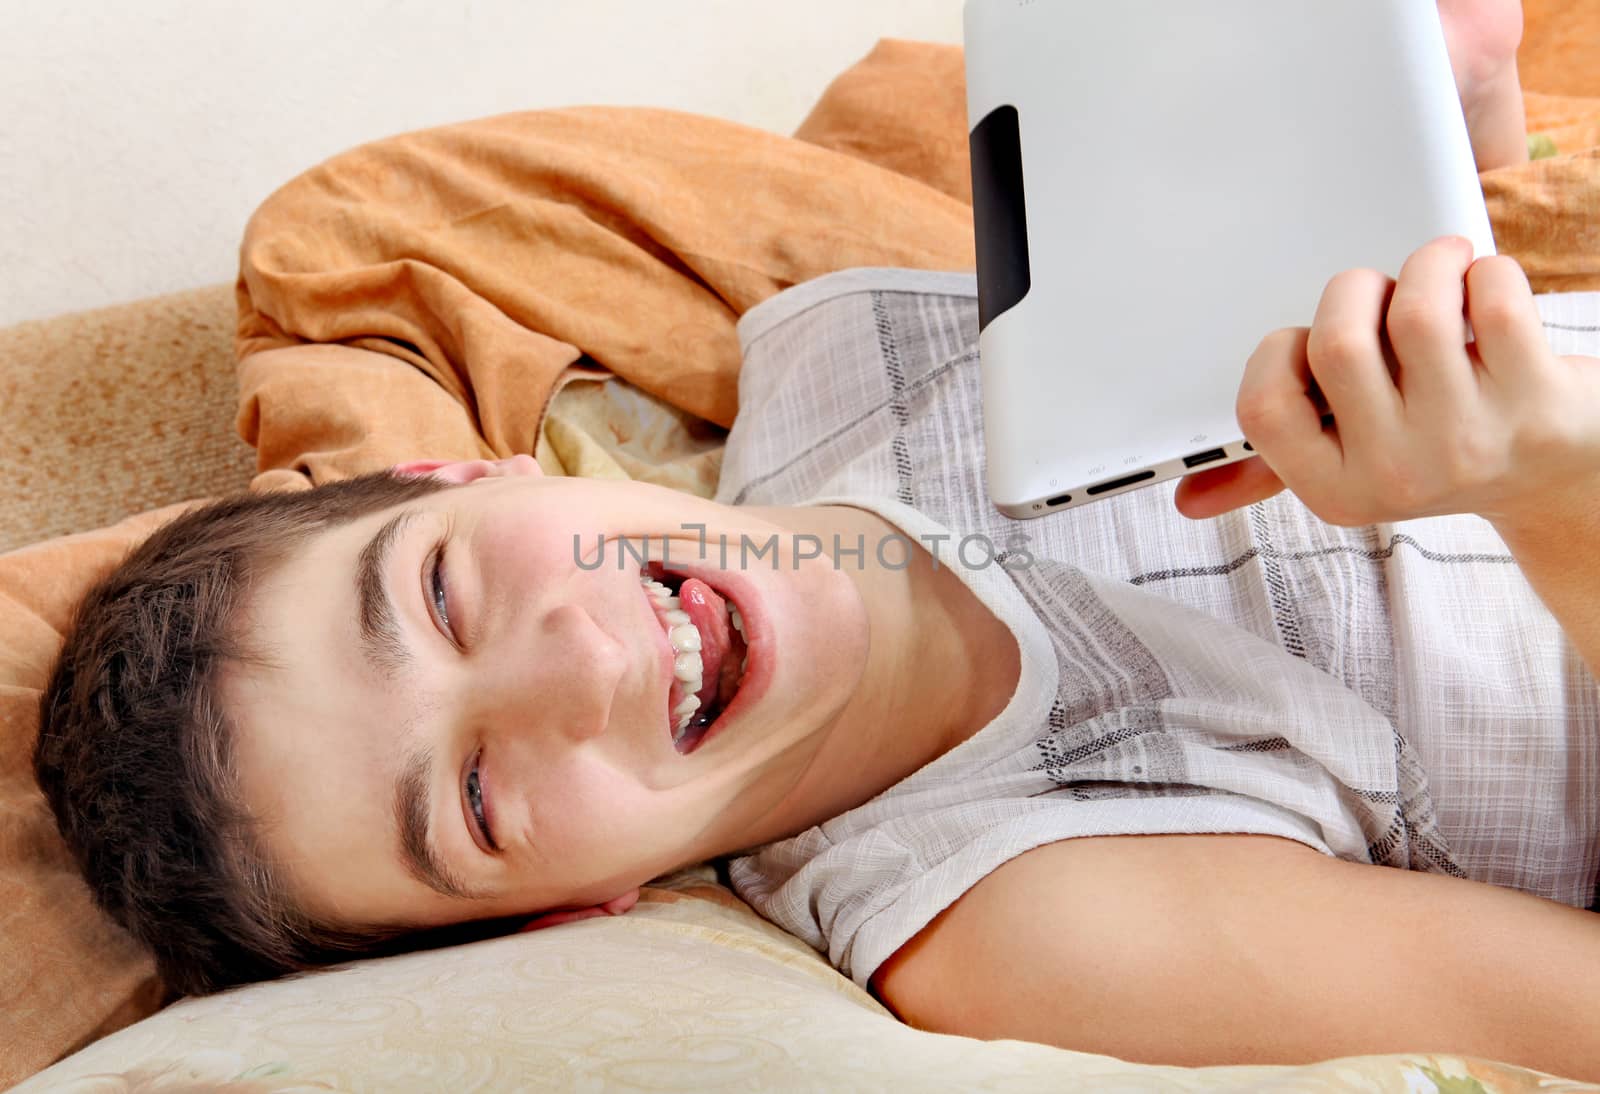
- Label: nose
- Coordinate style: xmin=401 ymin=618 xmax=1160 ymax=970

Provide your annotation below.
xmin=474 ymin=602 xmax=629 ymax=745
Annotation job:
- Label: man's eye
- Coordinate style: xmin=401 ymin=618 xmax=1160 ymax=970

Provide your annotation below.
xmin=429 ymin=542 xmax=455 ymax=641
xmin=466 ymin=756 xmax=496 ymax=850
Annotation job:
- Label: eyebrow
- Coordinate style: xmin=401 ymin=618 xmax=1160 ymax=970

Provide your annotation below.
xmin=357 ymin=510 xmax=420 ymax=682
xmin=394 ymin=745 xmax=479 ymax=900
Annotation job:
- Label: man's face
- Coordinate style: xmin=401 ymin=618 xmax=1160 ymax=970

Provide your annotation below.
xmin=227 ymin=458 xmax=870 ymax=930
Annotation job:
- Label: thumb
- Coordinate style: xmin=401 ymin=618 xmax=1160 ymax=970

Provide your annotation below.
xmin=1174 ymin=456 xmax=1286 ymax=520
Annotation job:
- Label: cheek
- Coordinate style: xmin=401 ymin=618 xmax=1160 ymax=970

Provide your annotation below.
xmin=782 ymin=565 xmax=872 ymax=689
xmin=482 ymin=519 xmax=575 ymax=581
xmin=529 ymin=763 xmax=673 ymax=861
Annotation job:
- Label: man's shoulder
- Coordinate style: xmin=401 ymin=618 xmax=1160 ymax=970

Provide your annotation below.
xmin=718 ymin=270 xmax=982 ymax=511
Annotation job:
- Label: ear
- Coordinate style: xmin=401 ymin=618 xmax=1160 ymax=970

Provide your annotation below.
xmin=392 ymin=455 xmax=543 ymax=485
xmin=514 ymin=888 xmax=641 ymax=933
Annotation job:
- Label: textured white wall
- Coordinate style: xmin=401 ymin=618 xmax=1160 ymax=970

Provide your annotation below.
xmin=1 ymin=1 xmax=963 ymax=326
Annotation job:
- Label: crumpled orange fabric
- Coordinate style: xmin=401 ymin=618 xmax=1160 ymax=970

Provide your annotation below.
xmin=235 ymin=42 xmax=977 ymax=492
xmin=1483 ymin=91 xmax=1600 ymax=294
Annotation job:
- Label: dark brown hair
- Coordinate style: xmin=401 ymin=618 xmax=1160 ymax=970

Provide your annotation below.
xmin=32 ymin=470 xmax=513 ymax=996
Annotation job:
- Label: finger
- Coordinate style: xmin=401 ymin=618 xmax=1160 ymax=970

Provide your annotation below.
xmin=1235 ymin=327 xmax=1345 ymax=497
xmin=1305 ymin=269 xmax=1405 ymax=453
xmin=1385 ymin=237 xmax=1477 ymax=411
xmin=1463 ymin=255 xmax=1551 ymax=383
xmin=515 ymin=889 xmax=638 ymax=932
xmin=516 ymin=907 xmax=610 ymax=932
xmin=1174 ymin=456 xmax=1287 ymax=520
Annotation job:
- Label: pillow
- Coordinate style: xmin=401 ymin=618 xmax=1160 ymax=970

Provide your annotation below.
xmin=19 ymin=865 xmax=1580 ymax=1093
xmin=0 ymin=505 xmax=191 ymax=1087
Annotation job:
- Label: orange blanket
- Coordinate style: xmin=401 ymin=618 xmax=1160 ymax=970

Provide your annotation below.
xmin=234 ymin=44 xmax=975 ymax=491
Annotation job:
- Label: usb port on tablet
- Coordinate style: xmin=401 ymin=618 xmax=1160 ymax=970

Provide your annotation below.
xmin=1182 ymin=447 xmax=1228 ymax=469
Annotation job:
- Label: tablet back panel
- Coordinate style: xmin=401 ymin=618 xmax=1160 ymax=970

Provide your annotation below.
xmin=964 ymin=0 xmax=1495 ymax=518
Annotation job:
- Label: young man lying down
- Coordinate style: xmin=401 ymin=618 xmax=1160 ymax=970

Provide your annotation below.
xmin=33 ymin=0 xmax=1600 ymax=1078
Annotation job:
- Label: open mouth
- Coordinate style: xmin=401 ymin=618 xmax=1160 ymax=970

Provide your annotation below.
xmin=639 ymin=561 xmax=750 ymax=753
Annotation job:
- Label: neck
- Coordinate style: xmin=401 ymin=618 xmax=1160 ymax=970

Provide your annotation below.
xmin=734 ymin=503 xmax=1021 ymax=848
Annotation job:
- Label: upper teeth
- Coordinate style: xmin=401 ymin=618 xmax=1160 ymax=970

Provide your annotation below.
xmin=730 ymin=608 xmax=748 ymax=678
xmin=641 ymin=573 xmax=747 ymax=743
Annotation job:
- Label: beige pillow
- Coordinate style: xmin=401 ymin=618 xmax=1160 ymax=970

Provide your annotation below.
xmin=21 ymin=866 xmax=1586 ymax=1092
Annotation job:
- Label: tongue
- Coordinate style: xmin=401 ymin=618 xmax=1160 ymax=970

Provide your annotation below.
xmin=677 ymin=578 xmax=731 ymax=710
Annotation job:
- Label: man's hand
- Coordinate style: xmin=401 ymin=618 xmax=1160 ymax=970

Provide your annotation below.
xmin=1175 ymin=236 xmax=1600 ymax=541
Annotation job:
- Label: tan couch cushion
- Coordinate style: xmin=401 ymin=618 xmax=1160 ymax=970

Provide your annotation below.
xmin=0 ymin=283 xmax=255 ymax=554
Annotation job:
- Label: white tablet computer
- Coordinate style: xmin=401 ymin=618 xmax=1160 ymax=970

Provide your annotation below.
xmin=964 ymin=0 xmax=1495 ymax=519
